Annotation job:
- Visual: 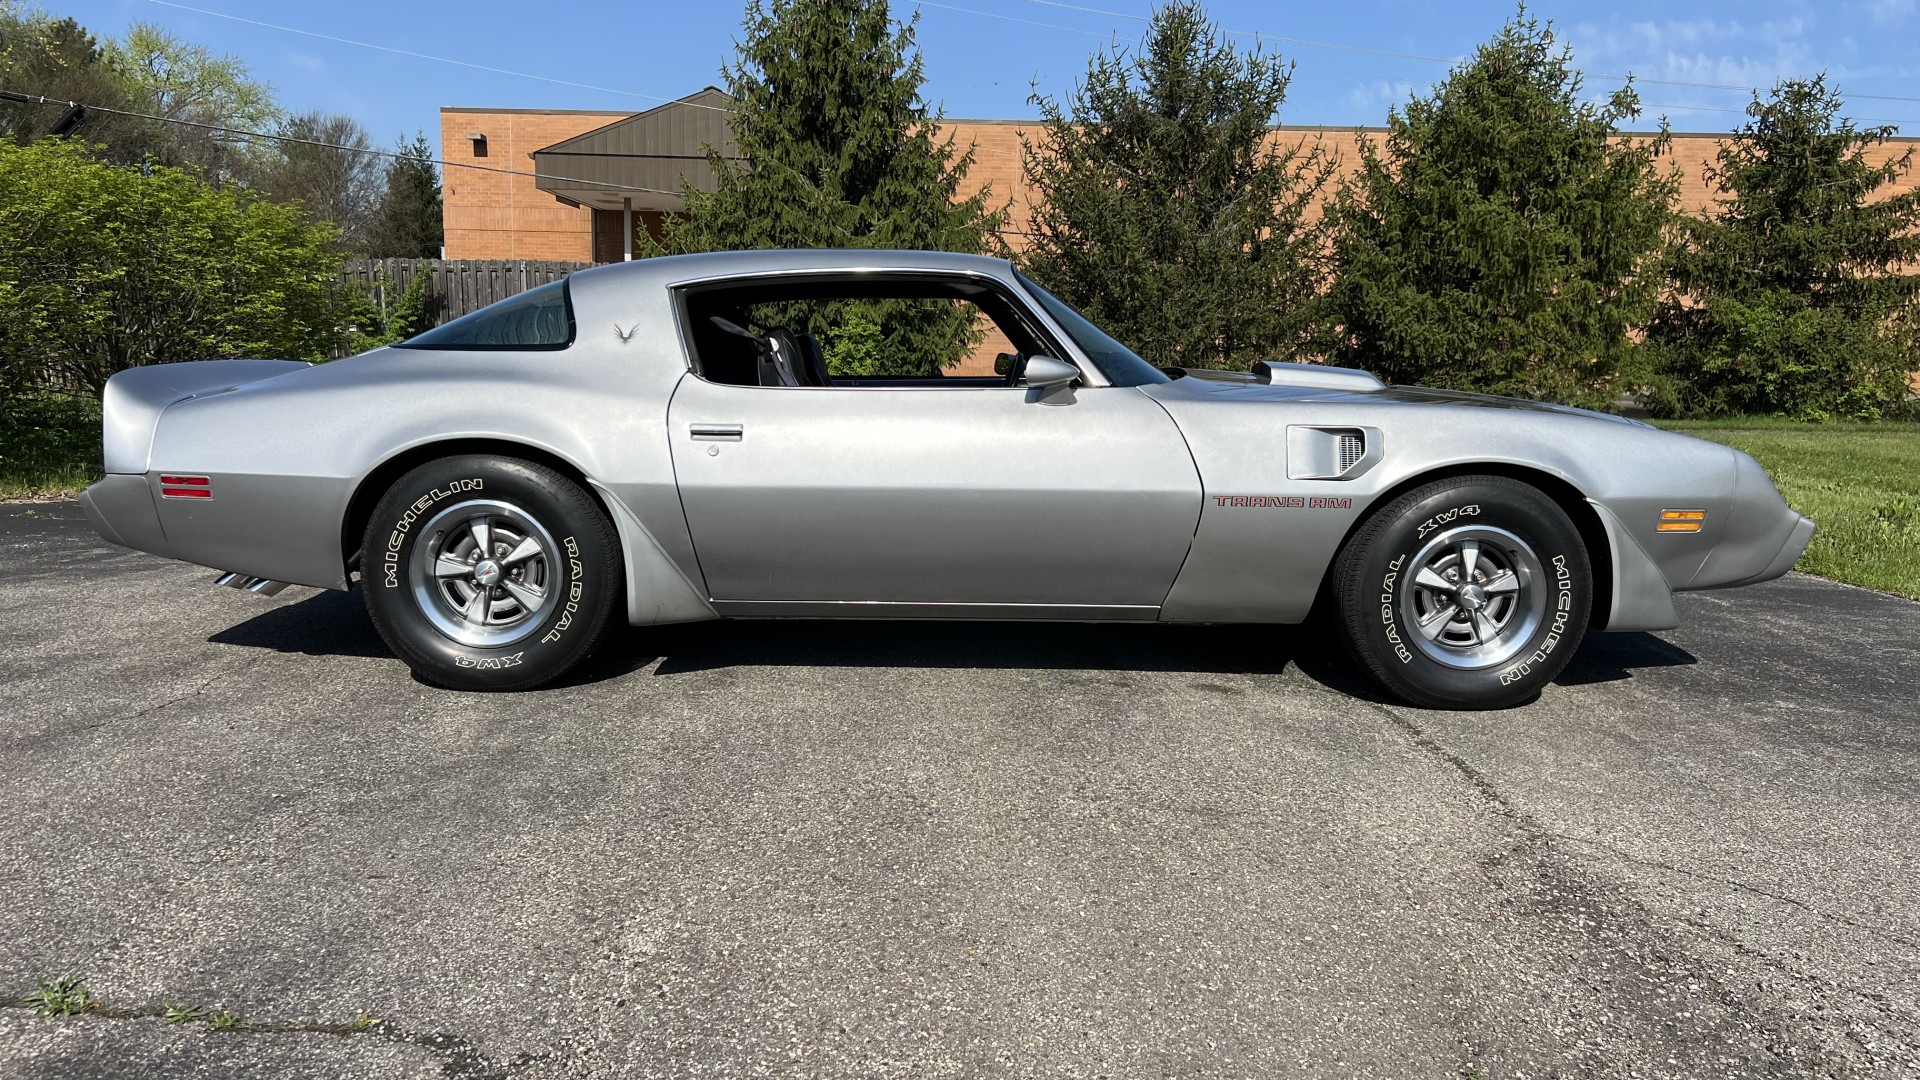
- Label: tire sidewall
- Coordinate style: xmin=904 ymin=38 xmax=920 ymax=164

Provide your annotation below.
xmin=1344 ymin=479 xmax=1591 ymax=708
xmin=363 ymin=456 xmax=619 ymax=690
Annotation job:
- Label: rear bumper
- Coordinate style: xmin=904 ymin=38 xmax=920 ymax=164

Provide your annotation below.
xmin=79 ymin=473 xmax=168 ymax=555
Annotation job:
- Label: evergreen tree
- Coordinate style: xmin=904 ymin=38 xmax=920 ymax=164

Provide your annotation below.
xmin=1019 ymin=2 xmax=1332 ymax=370
xmin=367 ymin=133 xmax=443 ymax=258
xmin=1644 ymin=77 xmax=1919 ymax=420
xmin=1322 ymin=9 xmax=1677 ymax=409
xmin=655 ymin=0 xmax=1005 ymax=373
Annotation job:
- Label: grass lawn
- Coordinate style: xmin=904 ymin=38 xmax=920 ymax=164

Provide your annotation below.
xmin=0 ymin=463 xmax=100 ymax=501
xmin=1657 ymin=419 xmax=1920 ymax=600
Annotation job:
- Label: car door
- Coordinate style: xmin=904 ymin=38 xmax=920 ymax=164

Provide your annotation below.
xmin=666 ymin=373 xmax=1203 ymax=615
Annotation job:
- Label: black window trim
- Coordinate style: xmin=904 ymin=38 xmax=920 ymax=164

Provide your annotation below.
xmin=668 ymin=268 xmax=1096 ymax=389
xmin=390 ymin=278 xmax=579 ymax=352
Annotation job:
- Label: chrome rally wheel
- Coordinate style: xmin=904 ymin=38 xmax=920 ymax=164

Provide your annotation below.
xmin=1400 ymin=525 xmax=1546 ymax=670
xmin=362 ymin=455 xmax=622 ymax=692
xmin=409 ymin=499 xmax=560 ymax=648
xmin=1332 ymin=475 xmax=1591 ymax=710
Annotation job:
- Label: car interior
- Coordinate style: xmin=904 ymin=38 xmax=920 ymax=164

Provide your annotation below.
xmin=677 ymin=275 xmax=1065 ymax=389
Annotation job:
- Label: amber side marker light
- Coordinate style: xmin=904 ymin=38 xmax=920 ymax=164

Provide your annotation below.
xmin=160 ymin=475 xmax=212 ymax=499
xmin=1658 ymin=509 xmax=1705 ymax=533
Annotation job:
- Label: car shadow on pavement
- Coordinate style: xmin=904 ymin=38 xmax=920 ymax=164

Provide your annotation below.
xmin=208 ymin=586 xmax=391 ymax=659
xmin=207 ymin=587 xmax=1697 ymax=701
xmin=1554 ymin=631 xmax=1698 ymax=686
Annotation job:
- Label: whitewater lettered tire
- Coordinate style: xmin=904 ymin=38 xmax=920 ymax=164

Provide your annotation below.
xmin=1333 ymin=475 xmax=1591 ymax=709
xmin=362 ymin=455 xmax=622 ymax=691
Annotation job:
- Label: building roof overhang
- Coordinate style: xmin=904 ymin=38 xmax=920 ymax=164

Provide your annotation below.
xmin=532 ymin=86 xmax=742 ymax=213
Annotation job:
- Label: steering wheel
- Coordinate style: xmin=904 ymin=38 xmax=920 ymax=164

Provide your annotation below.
xmin=1000 ymin=352 xmax=1030 ymax=388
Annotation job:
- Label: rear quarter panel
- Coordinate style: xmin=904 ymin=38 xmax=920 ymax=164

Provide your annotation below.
xmin=142 ymin=263 xmax=695 ymax=590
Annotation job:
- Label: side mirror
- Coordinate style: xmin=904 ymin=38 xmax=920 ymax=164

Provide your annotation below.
xmin=1022 ymin=355 xmax=1080 ymax=405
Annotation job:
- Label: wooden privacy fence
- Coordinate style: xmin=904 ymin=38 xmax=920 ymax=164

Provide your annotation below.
xmin=340 ymin=258 xmax=591 ymax=326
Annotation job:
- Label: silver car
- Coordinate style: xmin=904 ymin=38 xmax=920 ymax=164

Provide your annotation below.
xmin=79 ymin=249 xmax=1813 ymax=708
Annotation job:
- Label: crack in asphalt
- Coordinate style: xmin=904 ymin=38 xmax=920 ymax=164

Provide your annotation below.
xmin=2 ymin=652 xmax=269 ymax=753
xmin=1338 ymin=691 xmax=1885 ymax=1077
xmin=0 ymin=995 xmax=539 ymax=1079
xmin=1547 ymin=831 xmax=1920 ymax=950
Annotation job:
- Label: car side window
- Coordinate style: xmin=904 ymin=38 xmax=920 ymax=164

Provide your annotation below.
xmin=394 ymin=280 xmax=575 ymax=350
xmin=678 ymin=276 xmax=1064 ymax=389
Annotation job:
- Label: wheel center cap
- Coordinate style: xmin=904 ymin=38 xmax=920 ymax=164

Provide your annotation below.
xmin=1458 ymin=584 xmax=1489 ymax=612
xmin=473 ymin=560 xmax=503 ymax=586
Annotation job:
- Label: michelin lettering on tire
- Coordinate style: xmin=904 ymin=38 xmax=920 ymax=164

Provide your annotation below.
xmin=382 ymin=478 xmax=485 ymax=589
xmin=1333 ymin=476 xmax=1591 ymax=709
xmin=360 ymin=456 xmax=620 ymax=692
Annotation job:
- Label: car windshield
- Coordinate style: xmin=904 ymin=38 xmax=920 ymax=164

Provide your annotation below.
xmin=1015 ymin=273 xmax=1169 ymax=387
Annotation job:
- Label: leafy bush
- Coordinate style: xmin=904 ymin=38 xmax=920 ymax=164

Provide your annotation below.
xmin=0 ymin=389 xmax=99 ymax=493
xmin=821 ymin=307 xmax=885 ymax=377
xmin=341 ymin=267 xmax=434 ymax=354
xmin=0 ymin=138 xmax=342 ymax=398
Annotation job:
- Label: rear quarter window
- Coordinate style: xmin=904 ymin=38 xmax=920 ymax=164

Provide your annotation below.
xmin=394 ymin=280 xmax=575 ymax=350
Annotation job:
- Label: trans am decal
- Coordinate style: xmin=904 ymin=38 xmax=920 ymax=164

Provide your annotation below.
xmin=1213 ymin=495 xmax=1352 ymax=509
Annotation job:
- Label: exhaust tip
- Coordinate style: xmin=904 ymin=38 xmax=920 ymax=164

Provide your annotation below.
xmin=213 ymin=572 xmax=289 ymax=597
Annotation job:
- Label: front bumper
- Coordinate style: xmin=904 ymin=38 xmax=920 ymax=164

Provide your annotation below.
xmin=1714 ymin=511 xmax=1816 ymax=589
xmin=79 ymin=473 xmax=168 ymax=555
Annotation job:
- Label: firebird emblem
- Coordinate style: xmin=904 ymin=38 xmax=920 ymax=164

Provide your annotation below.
xmin=613 ymin=323 xmax=638 ymax=344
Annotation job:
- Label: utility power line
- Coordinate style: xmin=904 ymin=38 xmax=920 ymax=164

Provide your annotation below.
xmin=131 ymin=0 xmax=1920 ymax=127
xmin=141 ymin=0 xmax=732 ymax=114
xmin=0 ymin=91 xmax=687 ymax=197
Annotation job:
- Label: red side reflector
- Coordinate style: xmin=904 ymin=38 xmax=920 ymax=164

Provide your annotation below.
xmin=159 ymin=475 xmax=212 ymax=499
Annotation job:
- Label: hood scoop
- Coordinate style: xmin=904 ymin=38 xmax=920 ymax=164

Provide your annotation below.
xmin=1250 ymin=361 xmax=1386 ymax=393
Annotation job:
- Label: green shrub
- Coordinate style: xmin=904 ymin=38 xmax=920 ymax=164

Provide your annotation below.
xmin=0 ymin=138 xmax=342 ymax=398
xmin=0 ymin=389 xmax=100 ymax=495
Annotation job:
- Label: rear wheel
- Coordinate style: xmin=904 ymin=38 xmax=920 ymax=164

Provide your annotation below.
xmin=361 ymin=455 xmax=622 ymax=691
xmin=1332 ymin=475 xmax=1591 ymax=709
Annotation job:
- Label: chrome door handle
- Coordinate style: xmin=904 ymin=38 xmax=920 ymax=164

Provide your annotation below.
xmin=689 ymin=423 xmax=743 ymax=441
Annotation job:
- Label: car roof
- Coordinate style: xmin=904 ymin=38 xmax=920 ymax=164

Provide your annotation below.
xmin=570 ymin=248 xmax=1016 ymax=286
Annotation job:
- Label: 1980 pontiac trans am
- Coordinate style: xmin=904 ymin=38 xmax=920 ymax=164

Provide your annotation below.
xmin=80 ymin=250 xmax=1814 ymax=708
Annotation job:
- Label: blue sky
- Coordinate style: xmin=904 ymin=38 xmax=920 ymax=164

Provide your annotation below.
xmin=49 ymin=0 xmax=1920 ymax=143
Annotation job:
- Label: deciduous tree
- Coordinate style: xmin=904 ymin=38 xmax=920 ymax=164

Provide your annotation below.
xmin=260 ymin=111 xmax=384 ymax=250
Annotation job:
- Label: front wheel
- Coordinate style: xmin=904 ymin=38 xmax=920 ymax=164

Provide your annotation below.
xmin=361 ymin=455 xmax=623 ymax=691
xmin=1332 ymin=475 xmax=1591 ymax=709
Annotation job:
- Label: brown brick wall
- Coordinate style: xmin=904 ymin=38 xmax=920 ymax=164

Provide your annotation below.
xmin=441 ymin=108 xmax=632 ymax=262
xmin=444 ymin=108 xmax=1920 ymax=262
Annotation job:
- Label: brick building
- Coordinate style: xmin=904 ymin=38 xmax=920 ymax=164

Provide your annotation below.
xmin=442 ymin=90 xmax=1920 ymax=264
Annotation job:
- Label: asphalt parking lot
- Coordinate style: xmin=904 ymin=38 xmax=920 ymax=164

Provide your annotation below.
xmin=1 ymin=501 xmax=1916 ymax=1079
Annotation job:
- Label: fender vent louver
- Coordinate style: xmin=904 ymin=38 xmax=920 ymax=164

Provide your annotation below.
xmin=1287 ymin=426 xmax=1380 ymax=481
xmin=1337 ymin=433 xmax=1366 ymax=473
